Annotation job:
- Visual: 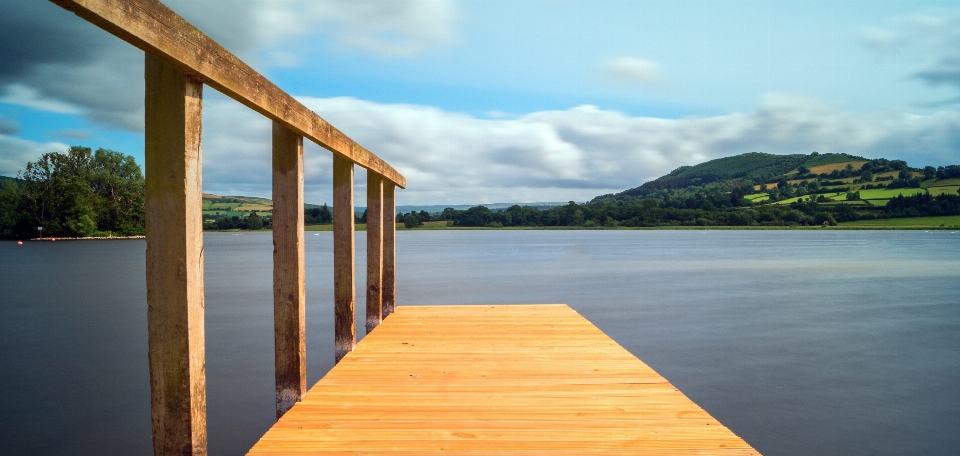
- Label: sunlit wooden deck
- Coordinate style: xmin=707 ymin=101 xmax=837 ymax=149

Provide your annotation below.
xmin=249 ymin=304 xmax=759 ymax=455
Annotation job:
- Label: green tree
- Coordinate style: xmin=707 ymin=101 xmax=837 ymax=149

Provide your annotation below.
xmin=89 ymin=148 xmax=144 ymax=234
xmin=246 ymin=212 xmax=263 ymax=230
xmin=403 ymin=213 xmax=422 ymax=228
xmin=0 ymin=179 xmax=27 ymax=237
xmin=17 ymin=147 xmax=97 ymax=236
xmin=0 ymin=146 xmax=144 ymax=238
xmin=320 ymin=204 xmax=332 ymax=223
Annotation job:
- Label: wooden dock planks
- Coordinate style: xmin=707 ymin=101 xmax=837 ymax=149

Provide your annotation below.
xmin=248 ymin=305 xmax=759 ymax=455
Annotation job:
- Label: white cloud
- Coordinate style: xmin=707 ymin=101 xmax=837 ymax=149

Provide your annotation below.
xmin=860 ymin=9 xmax=960 ymax=98
xmin=0 ymin=135 xmax=69 ymax=177
xmin=190 ymin=93 xmax=953 ymax=205
xmin=0 ymin=85 xmax=80 ymax=114
xmin=180 ymin=0 xmax=461 ymax=59
xmin=162 ymin=0 xmax=457 ymax=58
xmin=198 ymin=92 xmax=336 ymax=202
xmin=251 ymin=0 xmax=457 ymax=57
xmin=606 ymin=57 xmax=663 ymax=85
xmin=6 ymin=92 xmax=957 ymax=205
xmin=0 ymin=0 xmax=457 ymax=135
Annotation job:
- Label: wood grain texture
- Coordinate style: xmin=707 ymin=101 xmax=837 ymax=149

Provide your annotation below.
xmin=248 ymin=305 xmax=760 ymax=455
xmin=144 ymin=54 xmax=207 ymax=455
xmin=272 ymin=122 xmax=306 ymax=419
xmin=365 ymin=172 xmax=383 ymax=334
xmin=382 ymin=184 xmax=396 ymax=319
xmin=49 ymin=0 xmax=405 ymax=188
xmin=333 ymin=155 xmax=355 ymax=363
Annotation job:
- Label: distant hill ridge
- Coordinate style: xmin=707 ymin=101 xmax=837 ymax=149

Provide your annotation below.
xmin=622 ymin=152 xmax=864 ymax=195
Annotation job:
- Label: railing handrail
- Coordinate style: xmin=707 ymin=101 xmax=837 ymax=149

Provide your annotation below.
xmin=51 ymin=0 xmax=406 ymax=188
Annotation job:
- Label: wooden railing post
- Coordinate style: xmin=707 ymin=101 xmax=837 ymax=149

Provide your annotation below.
xmin=144 ymin=54 xmax=207 ymax=455
xmin=272 ymin=122 xmax=306 ymax=419
xmin=333 ymin=155 xmax=355 ymax=363
xmin=365 ymin=172 xmax=384 ymax=333
xmin=382 ymin=183 xmax=396 ymax=319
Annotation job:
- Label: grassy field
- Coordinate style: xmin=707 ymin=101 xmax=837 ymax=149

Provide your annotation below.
xmin=742 ymin=186 xmax=941 ymax=208
xmin=771 ymin=196 xmax=805 ymax=205
xmin=928 ymin=186 xmax=960 ymax=196
xmin=203 ymin=194 xmax=273 ymax=214
xmin=856 ymin=188 xmax=925 ymax=200
xmin=203 ymin=210 xmax=248 ymax=218
xmin=808 ymin=161 xmax=866 ymax=175
xmin=840 ymin=215 xmax=960 ymax=228
xmin=928 ymin=178 xmax=960 ymax=186
xmin=764 ymin=187 xmax=928 ymax=206
xmin=203 ymin=194 xmax=273 ymax=219
xmin=795 ymin=188 xmax=927 ymax=205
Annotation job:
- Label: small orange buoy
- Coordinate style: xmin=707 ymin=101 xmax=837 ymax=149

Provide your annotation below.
xmin=17 ymin=241 xmax=23 ymax=245
xmin=51 ymin=238 xmax=56 ymax=242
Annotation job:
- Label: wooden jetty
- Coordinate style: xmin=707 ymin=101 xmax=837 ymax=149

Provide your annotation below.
xmin=48 ymin=1 xmax=758 ymax=454
xmin=250 ymin=304 xmax=758 ymax=455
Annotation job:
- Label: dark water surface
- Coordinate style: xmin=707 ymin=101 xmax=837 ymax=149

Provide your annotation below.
xmin=1 ymin=230 xmax=958 ymax=455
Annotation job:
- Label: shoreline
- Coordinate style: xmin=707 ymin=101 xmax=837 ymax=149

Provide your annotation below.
xmin=28 ymin=235 xmax=145 ymax=241
xmin=8 ymin=224 xmax=958 ymax=240
xmin=264 ymin=224 xmax=960 ymax=232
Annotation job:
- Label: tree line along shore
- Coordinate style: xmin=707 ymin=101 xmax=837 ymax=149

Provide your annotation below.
xmin=3 ymin=147 xmax=960 ymax=239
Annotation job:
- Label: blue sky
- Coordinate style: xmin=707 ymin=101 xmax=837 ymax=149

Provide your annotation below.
xmin=2 ymin=0 xmax=959 ymax=204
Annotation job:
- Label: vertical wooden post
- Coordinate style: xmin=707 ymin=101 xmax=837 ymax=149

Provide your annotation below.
xmin=272 ymin=122 xmax=305 ymax=419
xmin=333 ymin=155 xmax=355 ymax=363
xmin=382 ymin=183 xmax=396 ymax=319
xmin=144 ymin=54 xmax=207 ymax=455
xmin=365 ymin=172 xmax=383 ymax=334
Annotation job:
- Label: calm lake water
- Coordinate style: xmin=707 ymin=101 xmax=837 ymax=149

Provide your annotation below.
xmin=1 ymin=230 xmax=959 ymax=455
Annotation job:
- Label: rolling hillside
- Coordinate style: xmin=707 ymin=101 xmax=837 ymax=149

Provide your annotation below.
xmin=592 ymin=151 xmax=959 ymax=208
xmin=618 ymin=152 xmax=863 ymax=195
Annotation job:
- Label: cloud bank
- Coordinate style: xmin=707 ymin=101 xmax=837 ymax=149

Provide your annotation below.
xmin=0 ymin=0 xmax=457 ymax=132
xmin=4 ymin=92 xmax=958 ymax=205
xmin=185 ymin=93 xmax=960 ymax=205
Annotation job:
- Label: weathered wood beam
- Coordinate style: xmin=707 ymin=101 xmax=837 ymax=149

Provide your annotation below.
xmin=333 ymin=155 xmax=355 ymax=363
xmin=365 ymin=172 xmax=383 ymax=334
xmin=382 ymin=184 xmax=396 ymax=319
xmin=271 ymin=122 xmax=306 ymax=419
xmin=49 ymin=0 xmax=406 ymax=189
xmin=144 ymin=54 xmax=206 ymax=455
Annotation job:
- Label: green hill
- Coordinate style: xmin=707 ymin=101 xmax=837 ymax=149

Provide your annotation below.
xmin=619 ymin=152 xmax=863 ymax=194
xmin=590 ymin=151 xmax=960 ymax=211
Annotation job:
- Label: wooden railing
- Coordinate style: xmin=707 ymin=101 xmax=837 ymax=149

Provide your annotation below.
xmin=50 ymin=1 xmax=405 ymax=454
